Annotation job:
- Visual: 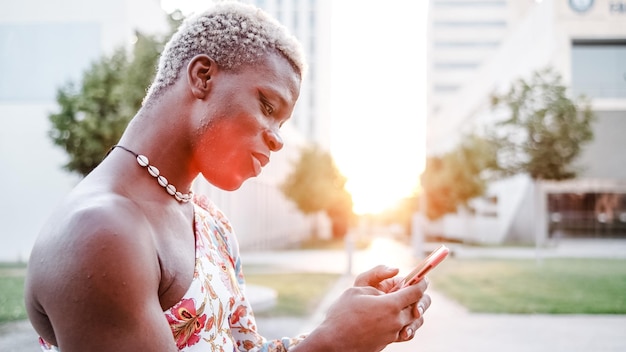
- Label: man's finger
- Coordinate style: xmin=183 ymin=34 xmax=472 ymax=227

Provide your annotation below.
xmin=386 ymin=276 xmax=429 ymax=308
xmin=354 ymin=265 xmax=399 ymax=287
xmin=397 ymin=293 xmax=432 ymax=342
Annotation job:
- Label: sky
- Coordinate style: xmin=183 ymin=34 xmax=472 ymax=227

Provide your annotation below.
xmin=160 ymin=0 xmax=429 ymax=215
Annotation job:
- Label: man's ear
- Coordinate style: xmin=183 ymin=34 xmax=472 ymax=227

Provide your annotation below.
xmin=187 ymin=54 xmax=217 ymax=99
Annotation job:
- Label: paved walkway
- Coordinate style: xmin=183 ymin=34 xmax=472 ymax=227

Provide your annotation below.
xmin=247 ymin=238 xmax=626 ymax=352
xmin=2 ymin=238 xmax=626 ymax=351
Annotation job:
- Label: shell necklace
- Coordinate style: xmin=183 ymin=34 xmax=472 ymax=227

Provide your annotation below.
xmin=109 ymin=145 xmax=193 ymax=203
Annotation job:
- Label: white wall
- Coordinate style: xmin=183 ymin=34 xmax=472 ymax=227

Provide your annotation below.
xmin=0 ymin=104 xmax=80 ymax=261
xmin=427 ymin=0 xmax=556 ymax=156
xmin=0 ymin=0 xmax=168 ymax=261
xmin=434 ymin=174 xmax=534 ymax=244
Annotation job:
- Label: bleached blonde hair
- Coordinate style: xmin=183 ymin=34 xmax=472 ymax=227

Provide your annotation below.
xmin=145 ymin=1 xmax=306 ymax=103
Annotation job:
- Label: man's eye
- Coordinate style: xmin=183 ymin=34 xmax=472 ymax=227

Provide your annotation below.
xmin=263 ymin=103 xmax=274 ymax=115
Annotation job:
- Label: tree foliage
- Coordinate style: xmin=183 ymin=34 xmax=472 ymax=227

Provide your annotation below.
xmin=48 ymin=13 xmax=182 ymax=176
xmin=420 ymin=134 xmax=497 ymax=220
xmin=420 ymin=67 xmax=595 ymax=221
xmin=488 ymin=67 xmax=595 ymax=180
xmin=281 ymin=145 xmax=354 ymax=237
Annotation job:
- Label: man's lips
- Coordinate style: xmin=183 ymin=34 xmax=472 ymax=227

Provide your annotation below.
xmin=252 ymin=153 xmax=270 ymax=167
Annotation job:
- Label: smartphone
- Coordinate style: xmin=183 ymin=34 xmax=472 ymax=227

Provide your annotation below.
xmin=401 ymin=244 xmax=450 ymax=288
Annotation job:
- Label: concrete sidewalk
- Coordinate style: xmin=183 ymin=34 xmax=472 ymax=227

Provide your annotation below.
xmin=305 ymin=277 xmax=626 ymax=352
xmin=384 ymin=289 xmax=626 ymax=352
xmin=252 ymin=238 xmax=626 ymax=352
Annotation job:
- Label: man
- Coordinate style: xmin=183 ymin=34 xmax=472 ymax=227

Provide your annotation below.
xmin=25 ymin=2 xmax=431 ymax=351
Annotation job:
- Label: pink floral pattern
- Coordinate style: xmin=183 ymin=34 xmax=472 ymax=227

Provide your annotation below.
xmin=166 ymin=298 xmax=208 ymax=349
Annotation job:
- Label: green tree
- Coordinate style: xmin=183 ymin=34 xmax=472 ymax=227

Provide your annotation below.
xmin=49 ymin=13 xmax=182 ymax=176
xmin=488 ymin=67 xmax=595 ymax=180
xmin=420 ymin=133 xmax=497 ymax=220
xmin=281 ymin=145 xmax=354 ymax=238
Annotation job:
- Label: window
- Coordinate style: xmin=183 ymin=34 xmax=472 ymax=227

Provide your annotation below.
xmin=433 ymin=20 xmax=506 ymax=28
xmin=432 ymin=0 xmax=506 ymax=6
xmin=571 ymin=40 xmax=626 ymax=98
xmin=433 ymin=62 xmax=480 ymax=69
xmin=433 ymin=84 xmax=460 ymax=92
xmin=434 ymin=41 xmax=500 ymax=47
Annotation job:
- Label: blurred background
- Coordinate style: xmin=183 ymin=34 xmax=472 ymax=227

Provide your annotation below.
xmin=1 ymin=0 xmax=625 ymax=261
xmin=2 ymin=1 xmax=626 ymax=351
xmin=0 ymin=0 xmax=626 ymax=261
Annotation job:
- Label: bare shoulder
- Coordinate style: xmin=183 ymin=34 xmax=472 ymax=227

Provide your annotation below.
xmin=28 ymin=192 xmax=159 ymax=295
xmin=25 ymin=191 xmax=163 ymax=345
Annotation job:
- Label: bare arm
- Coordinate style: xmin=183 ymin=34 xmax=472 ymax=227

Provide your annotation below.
xmin=27 ymin=204 xmax=179 ymax=352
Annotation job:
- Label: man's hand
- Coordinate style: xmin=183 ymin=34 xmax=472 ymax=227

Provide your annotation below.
xmin=295 ymin=266 xmax=431 ymax=352
xmin=354 ymin=265 xmax=432 ymax=342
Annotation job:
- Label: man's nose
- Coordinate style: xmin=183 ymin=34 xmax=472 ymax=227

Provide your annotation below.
xmin=263 ymin=129 xmax=284 ymax=152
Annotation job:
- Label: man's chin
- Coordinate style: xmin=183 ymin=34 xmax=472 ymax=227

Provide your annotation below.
xmin=203 ymin=173 xmax=249 ymax=192
xmin=221 ymin=183 xmax=243 ymax=191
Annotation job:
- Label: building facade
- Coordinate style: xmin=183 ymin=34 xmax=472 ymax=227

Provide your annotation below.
xmin=425 ymin=0 xmax=626 ymax=244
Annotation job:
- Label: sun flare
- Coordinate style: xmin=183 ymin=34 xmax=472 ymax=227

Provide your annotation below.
xmin=330 ymin=1 xmax=429 ymax=215
xmin=345 ymin=169 xmax=422 ymax=215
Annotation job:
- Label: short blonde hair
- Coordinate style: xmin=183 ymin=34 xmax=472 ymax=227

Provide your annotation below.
xmin=145 ymin=1 xmax=306 ymax=102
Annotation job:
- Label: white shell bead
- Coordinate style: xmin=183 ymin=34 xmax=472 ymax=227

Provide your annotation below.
xmin=136 ymin=155 xmax=149 ymax=167
xmin=147 ymin=165 xmax=160 ymax=177
xmin=115 ymin=146 xmax=192 ymax=203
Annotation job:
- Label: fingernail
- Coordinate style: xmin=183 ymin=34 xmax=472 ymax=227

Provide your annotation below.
xmin=418 ymin=304 xmax=425 ymax=316
xmin=405 ymin=328 xmax=414 ymax=339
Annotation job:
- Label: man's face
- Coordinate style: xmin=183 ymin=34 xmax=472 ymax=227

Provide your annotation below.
xmin=192 ymin=52 xmax=301 ymax=191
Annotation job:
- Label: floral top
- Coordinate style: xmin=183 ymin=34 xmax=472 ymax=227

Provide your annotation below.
xmin=39 ymin=195 xmax=306 ymax=352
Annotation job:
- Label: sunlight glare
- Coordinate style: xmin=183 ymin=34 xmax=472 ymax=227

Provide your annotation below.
xmin=330 ymin=1 xmax=429 ymax=215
